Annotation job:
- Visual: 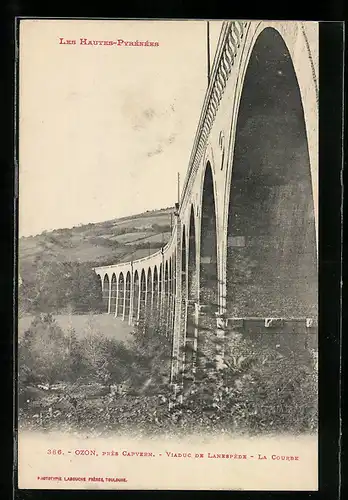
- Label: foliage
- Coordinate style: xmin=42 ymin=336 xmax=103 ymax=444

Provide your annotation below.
xmin=18 ymin=312 xmax=318 ymax=436
xmin=126 ymin=314 xmax=172 ymax=392
xmin=177 ymin=341 xmax=318 ymax=434
xmin=19 ymin=314 xmax=73 ymax=386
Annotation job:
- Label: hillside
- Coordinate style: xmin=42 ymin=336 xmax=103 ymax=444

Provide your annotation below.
xmin=19 ymin=207 xmax=175 ymax=283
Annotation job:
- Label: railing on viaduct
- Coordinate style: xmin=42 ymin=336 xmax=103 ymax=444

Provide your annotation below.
xmin=94 ymin=20 xmax=319 ymax=393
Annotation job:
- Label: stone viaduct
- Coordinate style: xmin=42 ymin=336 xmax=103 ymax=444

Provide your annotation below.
xmin=94 ymin=20 xmax=319 ymax=390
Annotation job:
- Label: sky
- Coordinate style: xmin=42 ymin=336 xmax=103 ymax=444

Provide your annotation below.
xmin=19 ymin=19 xmax=223 ymax=237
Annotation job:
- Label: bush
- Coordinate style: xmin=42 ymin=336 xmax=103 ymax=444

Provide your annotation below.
xmin=19 ymin=314 xmax=73 ymax=386
xmin=174 ymin=332 xmax=318 ymax=434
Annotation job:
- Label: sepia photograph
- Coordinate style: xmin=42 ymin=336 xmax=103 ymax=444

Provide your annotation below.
xmin=17 ymin=19 xmax=318 ymax=490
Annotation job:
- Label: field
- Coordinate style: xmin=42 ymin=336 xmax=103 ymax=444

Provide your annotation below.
xmin=18 ymin=313 xmax=133 ymax=342
xmin=19 ymin=207 xmax=174 ymax=283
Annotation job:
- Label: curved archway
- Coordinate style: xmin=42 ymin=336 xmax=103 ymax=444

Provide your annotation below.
xmin=188 ymin=205 xmax=197 ymax=301
xmin=96 ymin=275 xmax=103 ymax=311
xmin=200 ymin=162 xmax=218 ymax=311
xmin=171 ymin=250 xmax=176 ymax=332
xmin=159 ymin=262 xmax=163 ymax=317
xmin=146 ymin=267 xmax=152 ymax=319
xmin=164 ymin=260 xmax=169 ymax=333
xmin=186 ymin=205 xmax=198 ymax=377
xmin=124 ymin=271 xmax=131 ymax=319
xmin=169 ymin=257 xmax=172 ymax=300
xmin=153 ymin=265 xmax=159 ymax=320
xmin=168 ymin=257 xmax=173 ymax=337
xmin=181 ymin=227 xmax=188 ymax=339
xmin=102 ymin=274 xmax=110 ymax=312
xmin=110 ymin=273 xmax=117 ymax=315
xmin=181 ymin=226 xmax=187 ymax=303
xmin=226 ymin=27 xmax=317 ymax=318
xmin=133 ymin=270 xmax=140 ymax=321
xmin=117 ymin=273 xmax=124 ymax=317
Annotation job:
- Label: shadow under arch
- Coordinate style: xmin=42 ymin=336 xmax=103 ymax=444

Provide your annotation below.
xmin=186 ymin=204 xmax=198 ymax=379
xmin=171 ymin=250 xmax=176 ymax=333
xmin=226 ymin=27 xmax=317 ymax=318
xmin=168 ymin=256 xmax=173 ymax=336
xmin=117 ymin=272 xmax=124 ymax=317
xmin=139 ymin=269 xmax=146 ymax=322
xmin=110 ymin=273 xmax=117 ymax=315
xmin=146 ymin=267 xmax=152 ymax=319
xmin=133 ymin=270 xmax=139 ymax=321
xmin=200 ymin=161 xmax=218 ymax=312
xmin=102 ymin=274 xmax=110 ymax=312
xmin=163 ymin=260 xmax=169 ymax=333
xmin=96 ymin=275 xmax=103 ymax=311
xmin=188 ymin=205 xmax=198 ymax=301
xmin=153 ymin=265 xmax=159 ymax=321
xmin=181 ymin=225 xmax=187 ymax=305
xmin=124 ymin=271 xmax=131 ymax=320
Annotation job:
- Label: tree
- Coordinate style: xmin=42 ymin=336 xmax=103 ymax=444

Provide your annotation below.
xmin=18 ymin=260 xmax=103 ymax=314
xmin=19 ymin=314 xmax=71 ymax=385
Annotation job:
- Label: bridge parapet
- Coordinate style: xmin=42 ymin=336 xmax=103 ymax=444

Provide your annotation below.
xmin=180 ymin=21 xmax=248 ymax=215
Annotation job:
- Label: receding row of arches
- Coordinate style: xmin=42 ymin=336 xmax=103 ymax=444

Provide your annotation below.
xmin=180 ymin=27 xmax=317 ymax=321
xmin=100 ymin=255 xmax=176 ymax=333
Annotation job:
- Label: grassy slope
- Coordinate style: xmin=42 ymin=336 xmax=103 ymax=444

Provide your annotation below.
xmin=19 ymin=207 xmax=174 ymax=282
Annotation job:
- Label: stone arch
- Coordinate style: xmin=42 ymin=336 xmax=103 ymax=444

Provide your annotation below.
xmin=102 ymin=274 xmax=110 ymax=312
xmin=159 ymin=262 xmax=163 ymax=314
xmin=188 ymin=204 xmax=198 ymax=301
xmin=168 ymin=256 xmax=173 ymax=335
xmin=110 ymin=273 xmax=117 ymax=315
xmin=169 ymin=257 xmax=172 ymax=299
xmin=181 ymin=226 xmax=187 ymax=302
xmin=199 ymin=161 xmax=218 ymax=311
xmin=133 ymin=270 xmax=140 ymax=321
xmin=153 ymin=265 xmax=159 ymax=320
xmin=225 ymin=26 xmax=317 ymax=319
xmin=146 ymin=267 xmax=152 ymax=318
xmin=235 ymin=22 xmax=318 ymax=243
xmin=164 ymin=260 xmax=169 ymax=332
xmin=124 ymin=271 xmax=131 ymax=319
xmin=171 ymin=250 xmax=176 ymax=332
xmin=164 ymin=260 xmax=169 ymax=293
xmin=96 ymin=274 xmax=103 ymax=309
xmin=186 ymin=204 xmax=198 ymax=378
xmin=117 ymin=272 xmax=125 ymax=317
xmin=181 ymin=226 xmax=188 ymax=355
xmin=139 ymin=269 xmax=146 ymax=321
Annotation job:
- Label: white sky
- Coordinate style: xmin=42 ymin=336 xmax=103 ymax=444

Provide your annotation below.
xmin=19 ymin=19 xmax=223 ymax=237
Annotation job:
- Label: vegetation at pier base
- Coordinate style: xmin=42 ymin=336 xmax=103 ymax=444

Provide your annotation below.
xmin=18 ymin=313 xmax=318 ymax=436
